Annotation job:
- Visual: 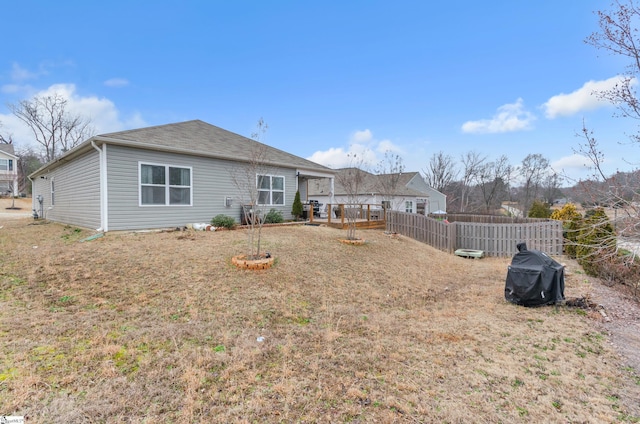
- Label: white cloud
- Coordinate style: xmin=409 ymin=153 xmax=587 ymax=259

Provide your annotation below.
xmin=543 ymin=76 xmax=629 ymax=119
xmin=307 ymin=147 xmax=351 ymax=168
xmin=461 ymin=98 xmax=535 ymax=134
xmin=36 ymin=83 xmax=146 ymax=134
xmin=552 ymin=153 xmax=591 ymax=170
xmin=10 ymin=62 xmax=41 ymax=81
xmin=550 ymin=153 xmax=599 ymax=182
xmin=104 ymin=78 xmax=130 ymax=88
xmin=1 ymin=84 xmax=31 ymax=94
xmin=0 ymin=83 xmax=147 ymax=149
xmin=308 ymin=130 xmax=403 ymax=169
xmin=376 ymin=139 xmax=403 ymax=154
xmin=350 ymin=129 xmax=373 ymax=143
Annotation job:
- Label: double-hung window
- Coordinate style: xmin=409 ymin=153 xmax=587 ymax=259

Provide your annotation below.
xmin=0 ymin=158 xmax=12 ymax=171
xmin=405 ymin=200 xmax=413 ymax=213
xmin=257 ymin=174 xmax=284 ymax=205
xmin=140 ymin=163 xmax=192 ymax=206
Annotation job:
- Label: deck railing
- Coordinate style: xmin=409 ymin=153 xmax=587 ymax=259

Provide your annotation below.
xmin=308 ymin=203 xmax=386 ymax=227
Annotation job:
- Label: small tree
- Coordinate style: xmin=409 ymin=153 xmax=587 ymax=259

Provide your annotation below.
xmin=374 ymin=151 xmax=405 ymax=211
xmin=528 ymin=200 xmax=552 ymax=218
xmin=232 ymin=118 xmax=271 ymax=259
xmin=335 ymin=154 xmax=369 ymax=240
xmin=292 ymin=190 xmax=303 ymax=220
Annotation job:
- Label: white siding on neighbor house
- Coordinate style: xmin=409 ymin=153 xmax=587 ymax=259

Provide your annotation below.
xmin=0 ymin=151 xmax=18 ymax=194
xmin=105 ymin=145 xmax=297 ymax=231
xmin=32 ymin=150 xmax=101 ymax=229
xmin=405 ymin=175 xmax=446 ymax=213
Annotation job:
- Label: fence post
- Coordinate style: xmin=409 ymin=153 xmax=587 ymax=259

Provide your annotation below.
xmin=448 ymin=222 xmax=457 ymax=253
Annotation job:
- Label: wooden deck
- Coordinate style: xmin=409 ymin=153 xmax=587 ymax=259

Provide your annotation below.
xmin=307 ymin=203 xmax=387 ymax=230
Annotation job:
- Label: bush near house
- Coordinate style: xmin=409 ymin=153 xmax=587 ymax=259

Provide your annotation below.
xmin=551 ymin=203 xmax=581 ymax=221
xmin=560 ymin=207 xmax=639 ymax=296
xmin=576 ymin=208 xmax=616 ymax=276
xmin=211 ymin=214 xmax=236 ymax=229
xmin=264 ymin=208 xmax=284 ymax=224
xmin=292 ymin=190 xmax=303 ymax=220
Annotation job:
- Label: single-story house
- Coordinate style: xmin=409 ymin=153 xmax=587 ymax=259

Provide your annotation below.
xmin=307 ymin=169 xmax=446 ymax=215
xmin=0 ymin=144 xmax=19 ymax=195
xmin=29 ymin=120 xmax=335 ymax=231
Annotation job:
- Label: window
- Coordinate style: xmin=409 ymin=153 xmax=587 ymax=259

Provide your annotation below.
xmin=140 ymin=163 xmax=192 ymax=206
xmin=51 ymin=179 xmax=55 ymax=206
xmin=257 ymin=175 xmax=284 ymax=205
xmin=0 ymin=159 xmax=11 ymax=171
xmin=405 ymin=200 xmax=413 ymax=213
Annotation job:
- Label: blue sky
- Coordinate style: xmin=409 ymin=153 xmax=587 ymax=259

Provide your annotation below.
xmin=1 ymin=1 xmax=637 ymax=184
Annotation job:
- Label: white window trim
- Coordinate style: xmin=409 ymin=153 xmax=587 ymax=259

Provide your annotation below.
xmin=257 ymin=174 xmax=285 ymax=206
xmin=138 ymin=161 xmax=193 ymax=207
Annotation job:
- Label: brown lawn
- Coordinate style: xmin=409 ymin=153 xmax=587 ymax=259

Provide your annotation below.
xmin=0 ymin=215 xmax=639 ymax=423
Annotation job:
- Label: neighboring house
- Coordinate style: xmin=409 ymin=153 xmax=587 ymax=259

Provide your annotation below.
xmin=29 ymin=120 xmax=335 ymax=231
xmin=307 ymin=169 xmax=446 ymax=215
xmin=0 ymin=144 xmax=18 ymax=196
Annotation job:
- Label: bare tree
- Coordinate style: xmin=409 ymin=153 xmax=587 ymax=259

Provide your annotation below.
xmin=519 ymin=153 xmax=550 ymax=215
xmin=586 ymin=0 xmax=640 ymax=146
xmin=423 ymin=151 xmax=458 ymax=193
xmin=374 ymin=151 xmax=405 ymax=211
xmin=7 ymin=93 xmax=94 ymax=163
xmin=582 ymin=0 xmax=640 ymax=238
xmin=459 ymin=151 xmax=486 ymax=212
xmin=477 ymin=155 xmax=511 ymax=213
xmin=543 ymin=172 xmax=564 ymax=204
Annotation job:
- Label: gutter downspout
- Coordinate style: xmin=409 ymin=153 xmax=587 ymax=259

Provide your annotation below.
xmin=27 ymin=175 xmax=35 ymax=217
xmin=91 ymin=140 xmax=108 ymax=232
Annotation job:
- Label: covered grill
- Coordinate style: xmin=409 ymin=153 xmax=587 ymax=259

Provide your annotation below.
xmin=505 ymin=243 xmax=565 ymax=307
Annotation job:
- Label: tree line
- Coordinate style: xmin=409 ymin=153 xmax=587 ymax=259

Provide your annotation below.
xmin=423 ymin=151 xmax=563 ymax=217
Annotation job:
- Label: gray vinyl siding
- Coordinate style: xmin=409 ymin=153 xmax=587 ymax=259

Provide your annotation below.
xmin=32 ymin=150 xmax=101 ymax=229
xmin=105 ymin=145 xmax=297 ymax=231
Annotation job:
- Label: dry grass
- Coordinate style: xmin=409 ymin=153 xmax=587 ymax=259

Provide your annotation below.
xmin=0 ymin=217 xmax=638 ymax=423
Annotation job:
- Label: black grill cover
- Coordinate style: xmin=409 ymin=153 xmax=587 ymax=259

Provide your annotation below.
xmin=505 ymin=243 xmax=565 ymax=307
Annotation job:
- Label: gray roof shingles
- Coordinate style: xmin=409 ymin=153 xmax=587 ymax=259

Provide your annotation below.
xmin=309 ymin=168 xmax=426 ymax=197
xmin=100 ymin=120 xmax=331 ymax=173
xmin=0 ymin=144 xmax=16 ymax=156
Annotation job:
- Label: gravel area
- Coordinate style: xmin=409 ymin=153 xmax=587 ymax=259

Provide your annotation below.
xmin=589 ymin=279 xmax=640 ymax=372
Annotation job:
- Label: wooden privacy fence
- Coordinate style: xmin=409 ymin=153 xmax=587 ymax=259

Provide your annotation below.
xmin=387 ymin=211 xmax=563 ymax=257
